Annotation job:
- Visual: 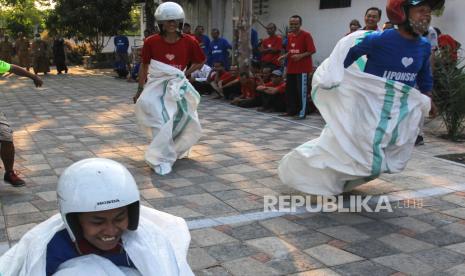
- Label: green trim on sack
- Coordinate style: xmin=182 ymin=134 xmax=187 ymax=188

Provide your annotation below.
xmin=173 ymin=98 xmax=192 ymax=139
xmin=371 ymin=80 xmax=395 ymax=176
xmin=160 ymin=80 xmax=170 ymax=123
xmin=389 ymin=84 xmax=411 ymax=146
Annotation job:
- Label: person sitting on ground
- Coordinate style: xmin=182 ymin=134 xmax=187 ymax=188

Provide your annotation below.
xmin=208 ymin=61 xmax=233 ymax=99
xmin=189 ymin=63 xmax=213 ymax=95
xmin=255 ymin=66 xmax=273 ymax=86
xmin=220 ymin=65 xmax=241 ymax=100
xmin=0 ymin=158 xmax=194 ymax=275
xmin=0 ymin=59 xmax=42 ymax=187
xmin=256 ymin=69 xmax=287 ymax=113
xmin=231 ymin=72 xmax=259 ymax=107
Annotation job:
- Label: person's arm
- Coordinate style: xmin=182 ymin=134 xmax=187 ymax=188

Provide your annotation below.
xmin=133 ymin=63 xmax=149 ymax=103
xmin=222 ymin=78 xmax=239 ymax=89
xmin=343 ymin=35 xmax=374 ymax=68
xmin=9 ymin=64 xmax=43 ymax=87
xmin=185 ymin=63 xmax=204 ymax=76
xmin=291 ymin=32 xmax=317 ymax=61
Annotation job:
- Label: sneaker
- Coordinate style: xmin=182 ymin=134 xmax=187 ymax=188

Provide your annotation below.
xmin=4 ymin=171 xmax=26 ymax=187
xmin=415 ymin=135 xmax=424 ymax=146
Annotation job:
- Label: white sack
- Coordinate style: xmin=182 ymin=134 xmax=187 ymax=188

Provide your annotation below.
xmin=278 ymin=31 xmax=431 ymax=195
xmin=54 ymin=255 xmax=141 ymax=276
xmin=135 ymin=60 xmax=202 ymax=175
xmin=0 ymin=206 xmax=194 ymax=276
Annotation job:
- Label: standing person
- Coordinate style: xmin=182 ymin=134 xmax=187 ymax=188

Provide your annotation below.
xmin=278 ymin=15 xmax=316 ymax=119
xmin=0 ymin=36 xmax=14 ymax=63
xmin=363 ymin=7 xmax=382 ymax=31
xmin=133 ymin=1 xmax=205 ymax=175
xmin=383 ymin=21 xmax=395 ymax=30
xmin=15 ymin=32 xmax=30 ymax=71
xmin=208 ymin=28 xmax=232 ymax=70
xmin=31 ymin=33 xmax=50 ymax=75
xmin=344 ymin=0 xmax=441 ymax=142
xmin=52 ymin=36 xmax=68 ymax=74
xmin=0 ymin=59 xmax=42 ymax=186
xmin=194 ymin=25 xmax=210 ymax=57
xmin=347 ymin=19 xmax=362 ymax=35
xmin=259 ymin=23 xmax=283 ymax=69
xmin=114 ymin=33 xmax=130 ymax=78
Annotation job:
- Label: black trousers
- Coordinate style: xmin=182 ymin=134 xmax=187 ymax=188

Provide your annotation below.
xmin=223 ymin=83 xmax=241 ymax=100
xmin=285 ymin=73 xmax=308 ymax=117
xmin=262 ymin=92 xmax=286 ymax=112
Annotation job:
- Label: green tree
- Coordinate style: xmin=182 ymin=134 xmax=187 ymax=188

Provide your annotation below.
xmin=0 ymin=0 xmax=45 ymax=37
xmin=46 ymin=0 xmax=136 ymax=54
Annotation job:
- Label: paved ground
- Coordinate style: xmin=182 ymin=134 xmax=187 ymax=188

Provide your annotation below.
xmin=1 ymin=67 xmax=465 ymax=275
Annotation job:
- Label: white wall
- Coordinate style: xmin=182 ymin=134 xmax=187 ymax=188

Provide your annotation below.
xmin=431 ymin=0 xmax=465 ymax=52
xmin=254 ymin=0 xmax=387 ymax=65
xmin=101 ymin=36 xmax=144 ymax=53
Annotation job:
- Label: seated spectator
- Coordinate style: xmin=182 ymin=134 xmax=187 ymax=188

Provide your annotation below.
xmin=231 ymin=72 xmax=259 ymax=108
xmin=256 ymin=69 xmax=286 ymax=112
xmin=190 ymin=64 xmax=212 ymax=95
xmin=208 ymin=61 xmax=233 ymax=99
xmin=255 ymin=66 xmax=272 ymax=86
xmin=221 ymin=65 xmax=241 ymax=100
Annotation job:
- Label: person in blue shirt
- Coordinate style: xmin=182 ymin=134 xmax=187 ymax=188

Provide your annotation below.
xmin=251 ymin=27 xmax=260 ymax=61
xmin=194 ymin=25 xmax=211 ymax=56
xmin=208 ymin=28 xmax=232 ymax=70
xmin=344 ymin=0 xmax=442 ymax=144
xmin=114 ymin=34 xmax=130 ymax=78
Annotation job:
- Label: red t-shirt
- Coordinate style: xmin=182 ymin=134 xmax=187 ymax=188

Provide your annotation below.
xmin=261 ymin=35 xmax=283 ymax=66
xmin=264 ymin=81 xmax=286 ymax=94
xmin=141 ymin=34 xmax=205 ymax=70
xmin=208 ymin=71 xmax=232 ymax=83
xmin=286 ymin=30 xmax=316 ymax=74
xmin=438 ymin=34 xmax=459 ymax=62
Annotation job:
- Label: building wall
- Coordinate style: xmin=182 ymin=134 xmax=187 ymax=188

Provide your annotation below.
xmin=253 ymin=0 xmax=464 ymax=65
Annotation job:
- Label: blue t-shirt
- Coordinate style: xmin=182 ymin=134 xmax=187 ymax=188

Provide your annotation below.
xmin=46 ymin=229 xmax=136 ymax=275
xmin=199 ymin=34 xmax=211 ymax=56
xmin=344 ymin=29 xmax=433 ymax=93
xmin=114 ymin=35 xmax=129 ymax=53
xmin=207 ymin=38 xmax=232 ymax=69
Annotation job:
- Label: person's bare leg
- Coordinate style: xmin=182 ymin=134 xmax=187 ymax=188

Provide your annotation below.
xmin=1 ymin=141 xmax=25 ymax=186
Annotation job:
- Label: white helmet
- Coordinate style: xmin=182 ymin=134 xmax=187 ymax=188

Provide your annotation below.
xmin=57 ymin=158 xmax=140 ymax=242
xmin=155 ymin=2 xmax=185 ymax=22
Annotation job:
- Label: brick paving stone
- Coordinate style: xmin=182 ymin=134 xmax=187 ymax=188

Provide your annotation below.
xmin=441 ymin=222 xmax=465 ymax=237
xmin=385 ymin=217 xmax=436 ymax=233
xmin=333 ymin=260 xmax=397 ymax=276
xmin=414 ymin=229 xmax=465 ymax=246
xmin=191 ymin=228 xmax=237 ymax=247
xmin=4 ymin=202 xmax=40 ymax=215
xmin=413 ymin=247 xmax=465 ymax=270
xmin=413 ymin=212 xmax=459 ymax=227
xmin=304 ymin=244 xmax=364 ymax=266
xmin=206 ymin=242 xmax=259 ymax=262
xmin=7 ymin=223 xmax=37 ymax=241
xmin=228 ymin=223 xmax=274 ymax=241
xmin=187 ymin=247 xmax=217 ymax=271
xmin=281 ymin=231 xmax=333 ymax=250
xmin=445 ymin=242 xmax=465 ymax=255
xmin=442 ymin=208 xmax=465 ymax=220
xmin=195 ymin=266 xmax=231 ymax=276
xmin=139 ymin=188 xmax=174 ymax=200
xmin=181 ymin=193 xmax=223 ymax=206
xmin=36 ymin=191 xmax=57 ymax=202
xmin=225 ymin=197 xmax=262 ymax=212
xmin=6 ymin=212 xmax=47 ymax=227
xmin=372 ymin=253 xmax=435 ymax=275
xmin=246 ymin=236 xmax=299 ymax=259
xmin=342 ymin=239 xmax=401 ymax=259
xmin=378 ymin=233 xmax=435 ymax=253
xmin=318 ymin=225 xmax=370 ymax=243
xmin=445 ymin=264 xmax=465 ymax=276
xmin=350 ymin=221 xmax=402 ymax=238
xmin=161 ymin=206 xmax=203 ymax=219
xmin=259 ymin=217 xmax=307 ymax=235
xmin=295 ymin=214 xmax=342 ymax=229
xmin=266 ymin=251 xmax=323 ymax=275
xmin=222 ymin=257 xmax=281 ymax=276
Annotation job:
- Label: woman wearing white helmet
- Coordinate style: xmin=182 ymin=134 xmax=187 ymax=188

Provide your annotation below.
xmin=0 ymin=158 xmax=194 ymax=275
xmin=133 ymin=2 xmax=205 ymax=176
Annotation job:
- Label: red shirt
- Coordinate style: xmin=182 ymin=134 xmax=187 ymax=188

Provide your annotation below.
xmin=141 ymin=34 xmax=205 ymax=70
xmin=264 ymin=81 xmax=286 ymax=94
xmin=261 ymin=35 xmax=283 ymax=66
xmin=208 ymin=71 xmax=232 ymax=83
xmin=286 ymin=30 xmax=316 ymax=74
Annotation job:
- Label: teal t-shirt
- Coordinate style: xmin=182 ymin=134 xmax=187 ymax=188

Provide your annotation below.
xmin=0 ymin=60 xmax=11 ymax=74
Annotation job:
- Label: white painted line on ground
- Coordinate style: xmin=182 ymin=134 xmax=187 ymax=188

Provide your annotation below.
xmin=187 ymin=182 xmax=465 ymax=230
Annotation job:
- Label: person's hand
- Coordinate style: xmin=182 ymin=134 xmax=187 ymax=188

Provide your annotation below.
xmin=133 ymin=86 xmax=143 ymax=104
xmin=291 ymin=54 xmax=303 ymax=61
xmin=33 ymin=75 xmax=43 ymax=87
xmin=277 ymin=54 xmax=286 ymax=63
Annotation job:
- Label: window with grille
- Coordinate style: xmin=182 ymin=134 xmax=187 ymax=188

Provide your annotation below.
xmin=319 ymin=0 xmax=351 ymax=9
